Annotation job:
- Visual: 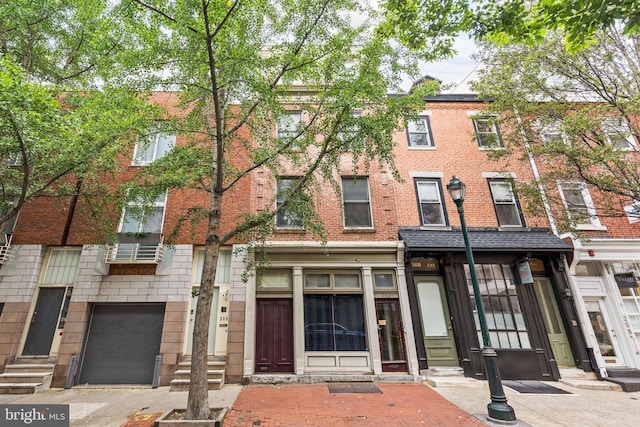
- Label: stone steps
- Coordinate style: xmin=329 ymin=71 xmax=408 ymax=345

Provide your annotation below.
xmin=169 ymin=360 xmax=226 ymax=392
xmin=0 ymin=359 xmax=54 ymax=394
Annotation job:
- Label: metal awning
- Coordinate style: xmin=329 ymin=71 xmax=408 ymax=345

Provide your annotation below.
xmin=399 ymin=228 xmax=573 ymax=252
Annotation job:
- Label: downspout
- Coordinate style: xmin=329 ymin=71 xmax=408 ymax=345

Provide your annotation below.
xmin=61 ymin=178 xmax=83 ymax=245
xmin=512 ymin=107 xmax=558 ymax=235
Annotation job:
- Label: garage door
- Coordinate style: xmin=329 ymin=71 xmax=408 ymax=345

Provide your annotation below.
xmin=79 ymin=304 xmax=165 ymax=384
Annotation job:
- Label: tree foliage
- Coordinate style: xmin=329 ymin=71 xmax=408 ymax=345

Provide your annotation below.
xmin=0 ymin=1 xmax=158 ymax=233
xmin=377 ymin=0 xmax=640 ymax=55
xmin=103 ymin=0 xmax=430 ymax=419
xmin=471 ymin=26 xmax=640 ymax=232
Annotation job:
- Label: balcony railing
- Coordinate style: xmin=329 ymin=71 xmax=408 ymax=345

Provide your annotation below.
xmin=104 ymin=233 xmax=164 ymax=264
xmin=0 ymin=233 xmax=12 ymax=264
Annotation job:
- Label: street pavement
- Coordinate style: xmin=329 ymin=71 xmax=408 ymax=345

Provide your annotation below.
xmin=0 ymin=379 xmax=639 ymax=426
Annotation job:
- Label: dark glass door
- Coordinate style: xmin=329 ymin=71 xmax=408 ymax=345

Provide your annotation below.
xmin=376 ymin=300 xmax=407 ymax=372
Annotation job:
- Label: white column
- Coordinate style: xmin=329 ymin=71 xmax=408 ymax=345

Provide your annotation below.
xmin=293 ymin=267 xmax=305 ymax=375
xmin=362 ymin=266 xmax=382 ymax=375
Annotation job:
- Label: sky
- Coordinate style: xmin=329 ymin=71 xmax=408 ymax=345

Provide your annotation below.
xmin=415 ymin=34 xmax=479 ymax=93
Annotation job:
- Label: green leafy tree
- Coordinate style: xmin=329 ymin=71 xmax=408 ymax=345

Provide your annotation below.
xmin=0 ymin=1 xmax=158 ymax=235
xmin=110 ymin=0 xmax=431 ymax=419
xmin=471 ymin=26 xmax=640 ymax=232
xmin=377 ymin=0 xmax=640 ymax=55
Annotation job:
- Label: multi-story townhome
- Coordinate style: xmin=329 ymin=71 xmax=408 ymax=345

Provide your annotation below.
xmin=0 ymin=92 xmax=247 ymax=390
xmin=392 ymin=89 xmax=593 ymax=382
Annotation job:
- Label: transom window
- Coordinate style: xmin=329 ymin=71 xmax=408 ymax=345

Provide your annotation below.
xmin=257 ymin=269 xmax=292 ymax=290
xmin=464 ymin=263 xmax=531 ymax=349
xmin=133 ymin=128 xmax=175 ymax=166
xmin=407 ymin=116 xmax=434 ymax=147
xmin=373 ymin=271 xmax=396 ymax=289
xmin=342 ymin=177 xmax=373 ymax=228
xmin=472 ymin=117 xmax=503 ymax=148
xmin=275 ymin=177 xmax=302 ymax=229
xmin=304 ymin=271 xmax=361 ymax=289
xmin=488 ymin=179 xmax=524 ymax=227
xmin=415 ymin=178 xmax=447 ymax=226
xmin=558 ymin=181 xmax=601 ymax=228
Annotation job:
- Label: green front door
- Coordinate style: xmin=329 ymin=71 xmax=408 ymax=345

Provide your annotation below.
xmin=533 ymin=278 xmax=574 ymax=367
xmin=417 ymin=278 xmax=459 ymax=366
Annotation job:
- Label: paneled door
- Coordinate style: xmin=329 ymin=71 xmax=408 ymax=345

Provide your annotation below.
xmin=533 ymin=278 xmax=574 ymax=367
xmin=255 ymin=299 xmax=293 ymax=373
xmin=416 ymin=279 xmax=459 ymax=366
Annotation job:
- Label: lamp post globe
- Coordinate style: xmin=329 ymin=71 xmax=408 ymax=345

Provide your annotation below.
xmin=446 ymin=176 xmax=517 ymax=424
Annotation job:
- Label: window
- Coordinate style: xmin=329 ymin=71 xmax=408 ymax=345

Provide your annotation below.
xmin=558 ymin=181 xmax=602 ymax=228
xmin=342 ymin=177 xmax=372 ymax=228
xmin=407 ymin=116 xmax=434 ymax=147
xmin=465 ymin=264 xmax=531 ymax=349
xmin=338 ymin=110 xmax=361 ymax=149
xmin=538 ymin=120 xmax=567 ymax=145
xmin=603 ymin=118 xmax=636 ymax=150
xmin=373 ymin=271 xmax=396 ymax=289
xmin=415 ymin=178 xmax=447 ymax=226
xmin=133 ymin=128 xmax=175 ymax=165
xmin=257 ymin=269 xmax=292 ymax=290
xmin=277 ymin=111 xmax=302 ymax=140
xmin=472 ymin=117 xmax=502 ymax=148
xmin=304 ymin=271 xmax=366 ymax=352
xmin=115 ymin=192 xmax=167 ymax=261
xmin=488 ymin=179 xmax=524 ymax=227
xmin=275 ymin=177 xmax=302 ymax=228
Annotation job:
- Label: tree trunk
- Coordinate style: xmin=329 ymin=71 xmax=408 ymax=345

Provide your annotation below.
xmin=186 ymin=192 xmax=223 ymax=420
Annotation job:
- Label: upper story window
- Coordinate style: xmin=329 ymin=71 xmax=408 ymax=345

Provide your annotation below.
xmin=558 ymin=181 xmax=603 ymax=229
xmin=472 ymin=117 xmax=503 ymax=148
xmin=488 ymin=179 xmax=524 ymax=227
xmin=342 ymin=177 xmax=373 ymax=228
xmin=603 ymin=117 xmax=637 ymax=151
xmin=120 ymin=192 xmax=167 ymax=234
xmin=538 ymin=120 xmax=567 ymax=145
xmin=275 ymin=177 xmax=302 ymax=229
xmin=415 ymin=178 xmax=447 ymax=226
xmin=407 ymin=116 xmax=434 ymax=147
xmin=132 ymin=128 xmax=175 ymax=166
xmin=277 ymin=111 xmax=302 ymax=140
xmin=338 ymin=110 xmax=361 ymax=149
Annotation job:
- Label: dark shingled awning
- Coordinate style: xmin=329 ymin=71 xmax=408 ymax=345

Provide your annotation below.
xmin=399 ymin=228 xmax=573 ymax=252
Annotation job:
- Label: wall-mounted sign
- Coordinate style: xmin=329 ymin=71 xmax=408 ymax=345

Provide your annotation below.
xmin=410 ymin=257 xmax=439 ymax=272
xmin=614 ymin=272 xmax=639 ymax=289
xmin=517 ymin=260 xmax=534 ymax=284
xmin=528 ymin=258 xmax=545 ymax=272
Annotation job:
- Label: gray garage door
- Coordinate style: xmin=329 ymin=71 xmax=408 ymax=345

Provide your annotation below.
xmin=79 ymin=304 xmax=165 ymax=384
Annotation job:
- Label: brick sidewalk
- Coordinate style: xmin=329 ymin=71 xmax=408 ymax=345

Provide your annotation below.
xmin=223 ymin=383 xmax=485 ymax=426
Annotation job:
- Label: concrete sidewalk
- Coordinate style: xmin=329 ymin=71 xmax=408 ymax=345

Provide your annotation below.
xmin=0 ymin=379 xmax=638 ymax=426
xmin=431 ymin=379 xmax=640 ymax=427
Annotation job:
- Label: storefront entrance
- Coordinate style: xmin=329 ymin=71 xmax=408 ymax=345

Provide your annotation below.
xmin=255 ymin=298 xmax=293 ymax=373
xmin=376 ymin=299 xmax=407 ymax=372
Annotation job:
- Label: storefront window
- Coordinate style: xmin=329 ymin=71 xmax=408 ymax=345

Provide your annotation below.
xmin=464 ymin=264 xmax=532 ymax=349
xmin=610 ymin=262 xmax=640 ymax=347
xmin=303 ymin=271 xmax=366 ymax=351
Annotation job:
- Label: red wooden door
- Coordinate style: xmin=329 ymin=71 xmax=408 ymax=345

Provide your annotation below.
xmin=255 ymin=299 xmax=293 ymax=373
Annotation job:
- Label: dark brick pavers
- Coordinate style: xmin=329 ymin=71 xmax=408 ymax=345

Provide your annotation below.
xmin=223 ymin=383 xmax=485 ymax=426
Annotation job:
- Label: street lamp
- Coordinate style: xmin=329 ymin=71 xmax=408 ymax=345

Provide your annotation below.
xmin=446 ymin=176 xmax=517 ymax=424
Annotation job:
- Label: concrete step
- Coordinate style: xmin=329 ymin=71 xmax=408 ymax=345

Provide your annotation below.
xmin=4 ymin=364 xmax=55 ymax=374
xmin=559 ymin=378 xmax=623 ymax=391
xmin=426 ymin=376 xmax=485 ymax=388
xmin=0 ymin=383 xmax=47 ymax=394
xmin=558 ymin=368 xmax=598 ymax=380
xmin=0 ymin=373 xmax=52 ymax=384
xmin=426 ymin=367 xmax=465 ymax=377
xmin=607 ymin=367 xmax=640 ymax=378
xmin=169 ymin=379 xmax=223 ymax=391
xmin=171 ymin=369 xmax=225 ymax=381
xmin=604 ymin=377 xmax=640 ymax=392
xmin=177 ymin=361 xmax=226 ymax=370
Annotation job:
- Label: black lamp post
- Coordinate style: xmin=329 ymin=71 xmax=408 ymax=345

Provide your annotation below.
xmin=446 ymin=176 xmax=517 ymax=424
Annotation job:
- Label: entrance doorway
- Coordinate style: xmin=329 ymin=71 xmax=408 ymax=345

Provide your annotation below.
xmin=375 ymin=300 xmax=407 ymax=372
xmin=416 ymin=279 xmax=459 ymax=366
xmin=533 ymin=278 xmax=574 ymax=367
xmin=585 ymin=298 xmax=624 ymax=365
xmin=255 ymin=299 xmax=293 ymax=373
xmin=22 ymin=287 xmax=72 ymax=356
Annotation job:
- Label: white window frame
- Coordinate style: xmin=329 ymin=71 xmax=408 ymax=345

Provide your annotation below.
xmin=341 ymin=177 xmax=373 ymax=229
xmin=275 ymin=177 xmax=302 ymax=229
xmin=407 ymin=115 xmax=434 ymax=148
xmin=119 ymin=191 xmax=168 ymax=234
xmin=415 ymin=178 xmax=447 ymax=226
xmin=603 ymin=117 xmax=637 ymax=151
xmin=132 ymin=128 xmax=175 ymax=166
xmin=472 ymin=117 xmax=503 ymax=149
xmin=537 ymin=119 xmax=569 ymax=145
xmin=277 ymin=111 xmax=302 ymax=140
xmin=558 ymin=181 xmax=604 ymax=230
xmin=488 ymin=179 xmax=524 ymax=228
